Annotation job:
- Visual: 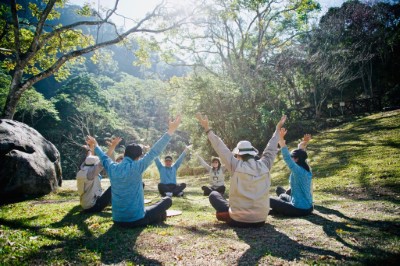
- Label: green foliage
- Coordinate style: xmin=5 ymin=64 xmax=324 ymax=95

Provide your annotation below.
xmin=171 ymin=72 xmax=283 ymax=155
xmin=0 ymin=1 xmax=94 ymax=81
xmin=133 ymin=37 xmax=161 ymax=68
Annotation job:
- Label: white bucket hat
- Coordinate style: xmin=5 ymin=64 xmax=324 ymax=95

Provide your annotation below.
xmin=85 ymin=155 xmax=100 ymax=166
xmin=232 ymin=140 xmax=259 ymax=156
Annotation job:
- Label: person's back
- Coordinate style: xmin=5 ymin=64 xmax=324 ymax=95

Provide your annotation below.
xmin=195 ymin=113 xmax=287 ymax=227
xmin=105 ymin=157 xmax=148 ymax=221
xmin=88 ymin=115 xmax=182 ymax=226
xmin=76 ymin=153 xmax=112 ymax=213
xmin=98 ymin=139 xmax=170 ymax=222
xmin=77 ymin=160 xmax=102 ymax=209
xmin=269 ymin=130 xmax=313 ymax=217
xmin=229 ymin=158 xmax=270 ymax=222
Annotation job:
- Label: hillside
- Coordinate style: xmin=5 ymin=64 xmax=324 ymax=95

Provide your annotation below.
xmin=0 ymin=110 xmax=399 ymax=265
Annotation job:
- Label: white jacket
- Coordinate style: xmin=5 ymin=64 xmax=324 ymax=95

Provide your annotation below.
xmin=207 ymin=129 xmax=279 ymax=223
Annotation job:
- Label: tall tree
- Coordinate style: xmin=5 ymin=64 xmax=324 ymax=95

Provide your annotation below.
xmin=168 ymin=0 xmax=320 ymax=145
xmin=0 ymin=0 xmax=187 ymax=119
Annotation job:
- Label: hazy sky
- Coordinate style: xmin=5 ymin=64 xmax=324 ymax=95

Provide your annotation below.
xmin=68 ymin=0 xmax=347 ymax=28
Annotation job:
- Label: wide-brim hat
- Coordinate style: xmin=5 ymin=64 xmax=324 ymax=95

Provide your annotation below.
xmin=85 ymin=155 xmax=100 ymax=166
xmin=232 ymin=140 xmax=259 ymax=156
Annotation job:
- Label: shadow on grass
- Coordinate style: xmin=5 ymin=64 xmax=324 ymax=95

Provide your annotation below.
xmin=232 ymin=223 xmax=345 ymax=265
xmin=0 ymin=206 xmax=163 ymax=265
xmin=302 ymin=205 xmax=400 ymax=264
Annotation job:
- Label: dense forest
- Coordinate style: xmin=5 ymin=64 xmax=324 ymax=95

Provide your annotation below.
xmin=1 ymin=0 xmax=399 ymax=179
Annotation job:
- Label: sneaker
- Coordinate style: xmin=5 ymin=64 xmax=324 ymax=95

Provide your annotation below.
xmin=165 ymin=192 xmax=173 ymax=197
xmin=177 ymin=191 xmax=184 ymax=197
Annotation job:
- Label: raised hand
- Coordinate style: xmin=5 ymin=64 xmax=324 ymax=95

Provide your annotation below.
xmin=107 ymin=136 xmax=123 ymax=148
xmin=106 ymin=136 xmax=122 ymax=157
xmin=298 ymin=134 xmax=311 ymax=150
xmin=82 ymin=144 xmax=90 ymax=151
xmin=185 ymin=144 xmax=193 ymax=153
xmin=195 ymin=112 xmax=210 ymax=131
xmin=86 ymin=135 xmax=98 ymax=148
xmin=303 ymin=134 xmax=312 ymax=143
xmin=276 ymin=115 xmax=287 ymax=130
xmin=167 ymin=114 xmax=182 ymax=135
xmin=278 ymin=128 xmax=287 ymax=148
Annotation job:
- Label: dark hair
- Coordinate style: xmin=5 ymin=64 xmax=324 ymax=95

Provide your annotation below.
xmin=291 ymin=149 xmax=310 ymax=172
xmin=164 ymin=155 xmax=173 ymax=161
xmin=124 ymin=143 xmax=143 ymax=160
xmin=240 ymin=154 xmax=255 ymax=162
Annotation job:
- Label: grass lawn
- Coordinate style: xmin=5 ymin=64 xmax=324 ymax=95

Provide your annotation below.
xmin=1 ymin=110 xmax=399 ymax=265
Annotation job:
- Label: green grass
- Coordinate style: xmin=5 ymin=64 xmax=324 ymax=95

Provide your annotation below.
xmin=1 ymin=110 xmax=399 ymax=265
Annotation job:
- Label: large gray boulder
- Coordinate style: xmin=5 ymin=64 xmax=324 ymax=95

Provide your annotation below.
xmin=0 ymin=119 xmax=62 ymax=203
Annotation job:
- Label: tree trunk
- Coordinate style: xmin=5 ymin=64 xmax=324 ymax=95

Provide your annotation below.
xmin=2 ymin=69 xmax=24 ymax=119
xmin=2 ymin=86 xmax=23 ymax=120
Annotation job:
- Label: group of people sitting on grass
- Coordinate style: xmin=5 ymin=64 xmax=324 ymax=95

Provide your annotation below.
xmin=76 ymin=113 xmax=313 ymax=228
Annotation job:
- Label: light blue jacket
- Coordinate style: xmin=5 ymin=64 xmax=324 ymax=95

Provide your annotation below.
xmin=281 ymin=146 xmax=313 ymax=209
xmin=155 ymin=151 xmax=186 ymax=184
xmin=95 ymin=133 xmax=171 ymax=222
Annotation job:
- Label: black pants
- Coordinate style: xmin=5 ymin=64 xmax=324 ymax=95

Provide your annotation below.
xmin=114 ymin=197 xmax=172 ymax=228
xmin=208 ymin=191 xmax=265 ymax=228
xmin=158 ymin=183 xmax=186 ymax=196
xmin=269 ymin=195 xmax=313 ymax=217
xmin=202 ymin=185 xmax=225 ymax=196
xmin=83 ymin=186 xmax=112 ymax=213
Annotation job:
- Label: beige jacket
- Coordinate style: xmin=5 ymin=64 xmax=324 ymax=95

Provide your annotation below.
xmin=207 ymin=129 xmax=279 ymax=223
xmin=77 ymin=163 xmax=103 ymax=209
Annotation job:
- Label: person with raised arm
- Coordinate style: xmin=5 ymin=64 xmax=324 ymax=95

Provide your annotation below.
xmin=86 ymin=115 xmax=182 ymax=228
xmin=275 ymin=134 xmax=311 ymax=197
xmin=269 ymin=129 xmax=313 ymax=216
xmin=194 ymin=153 xmax=226 ymax=196
xmin=155 ymin=146 xmax=189 ymax=197
xmin=196 ymin=113 xmax=286 ymax=227
xmin=76 ymin=137 xmax=121 ymax=213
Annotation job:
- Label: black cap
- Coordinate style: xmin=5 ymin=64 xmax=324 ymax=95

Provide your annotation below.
xmin=124 ymin=143 xmax=143 ymax=160
xmin=164 ymin=155 xmax=173 ymax=161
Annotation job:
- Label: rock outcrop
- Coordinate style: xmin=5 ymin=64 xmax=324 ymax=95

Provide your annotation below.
xmin=0 ymin=119 xmax=62 ymax=203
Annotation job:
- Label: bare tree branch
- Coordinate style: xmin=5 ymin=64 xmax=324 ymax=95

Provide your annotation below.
xmin=10 ymin=0 xmax=21 ymax=62
xmin=25 ymin=0 xmax=57 ymax=63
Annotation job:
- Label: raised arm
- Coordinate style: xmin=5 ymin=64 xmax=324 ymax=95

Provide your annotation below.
xmin=279 ymin=128 xmax=310 ymax=175
xmin=196 ymin=113 xmax=238 ymax=173
xmin=173 ymin=147 xmax=188 ymax=169
xmin=139 ymin=115 xmax=182 ymax=171
xmin=106 ymin=137 xmax=123 ymax=161
xmin=154 ymin=157 xmax=163 ymax=169
xmin=81 ymin=141 xmax=103 ymax=180
xmin=260 ymin=115 xmax=287 ymax=170
xmin=298 ymin=134 xmax=312 ymax=150
xmin=87 ymin=135 xmax=114 ymax=172
xmin=195 ymin=153 xmax=212 ymax=170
